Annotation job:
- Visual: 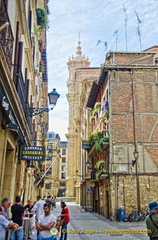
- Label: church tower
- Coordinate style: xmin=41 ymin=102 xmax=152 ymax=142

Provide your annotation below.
xmin=66 ymin=42 xmax=90 ymax=198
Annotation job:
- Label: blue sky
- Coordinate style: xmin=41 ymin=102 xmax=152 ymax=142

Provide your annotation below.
xmin=47 ymin=0 xmax=158 ymax=140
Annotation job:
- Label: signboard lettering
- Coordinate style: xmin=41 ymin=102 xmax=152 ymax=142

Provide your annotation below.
xmin=19 ymin=146 xmax=45 ymax=161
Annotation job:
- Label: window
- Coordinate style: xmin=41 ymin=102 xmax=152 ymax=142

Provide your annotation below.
xmin=62 ymin=158 xmax=66 ymax=163
xmin=62 ymin=149 xmax=66 ymax=155
xmin=61 ymin=173 xmax=66 ymax=179
xmin=46 ymin=168 xmax=52 ymax=176
xmin=46 ymin=155 xmax=52 ymax=161
xmin=47 ymin=145 xmax=52 ymax=150
xmin=60 ymin=182 xmax=66 ymax=187
xmin=49 ymin=134 xmax=53 ymax=139
xmin=62 ymin=166 xmax=66 ymax=171
xmin=45 ymin=182 xmax=51 ymax=189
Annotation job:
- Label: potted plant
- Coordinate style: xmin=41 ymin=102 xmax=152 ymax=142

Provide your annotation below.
xmin=39 ymin=59 xmax=44 ymax=73
xmin=89 ymin=116 xmax=95 ymax=123
xmin=36 ymin=8 xmax=47 ymax=29
xmin=94 ymin=102 xmax=101 ymax=110
xmin=38 ymin=39 xmax=44 ymax=52
xmin=93 ymin=109 xmax=98 ymax=116
xmin=41 ymin=121 xmax=46 ymax=127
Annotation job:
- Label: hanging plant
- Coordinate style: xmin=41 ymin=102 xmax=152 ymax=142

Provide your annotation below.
xmin=39 ymin=59 xmax=44 ymax=73
xmin=34 ymin=27 xmax=44 ymax=39
xmin=93 ymin=109 xmax=98 ymax=116
xmin=36 ymin=8 xmax=48 ymax=29
xmin=38 ymin=39 xmax=44 ymax=52
xmin=94 ymin=102 xmax=101 ymax=110
xmin=89 ymin=116 xmax=95 ymax=123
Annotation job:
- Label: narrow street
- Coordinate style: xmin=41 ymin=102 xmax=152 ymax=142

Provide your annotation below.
xmin=30 ymin=202 xmax=149 ymax=240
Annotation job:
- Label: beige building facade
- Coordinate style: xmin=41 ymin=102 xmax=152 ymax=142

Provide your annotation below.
xmin=0 ymin=0 xmax=49 ymax=205
xmin=58 ymin=141 xmax=68 ymax=197
xmin=43 ymin=132 xmax=60 ymax=198
xmin=66 ymin=42 xmax=101 ymax=202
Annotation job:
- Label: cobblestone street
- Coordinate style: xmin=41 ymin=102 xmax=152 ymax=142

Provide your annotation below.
xmin=30 ymin=202 xmax=149 ymax=240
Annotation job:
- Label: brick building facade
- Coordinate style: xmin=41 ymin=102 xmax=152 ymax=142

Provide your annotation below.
xmin=80 ymin=48 xmax=158 ymax=219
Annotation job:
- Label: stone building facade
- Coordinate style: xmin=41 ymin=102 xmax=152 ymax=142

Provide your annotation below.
xmin=0 ymin=0 xmax=49 ymax=205
xmin=43 ymin=132 xmax=60 ymax=198
xmin=81 ymin=48 xmax=158 ymax=219
xmin=58 ymin=141 xmax=68 ymax=197
xmin=66 ymin=42 xmax=101 ymax=202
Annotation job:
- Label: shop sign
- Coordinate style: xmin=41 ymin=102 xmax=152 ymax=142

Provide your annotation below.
xmin=82 ymin=141 xmax=91 ymax=150
xmin=19 ymin=146 xmax=45 ymax=161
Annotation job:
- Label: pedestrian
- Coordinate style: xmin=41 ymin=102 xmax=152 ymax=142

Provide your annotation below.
xmin=10 ymin=196 xmax=25 ymax=240
xmin=0 ymin=205 xmax=19 ymax=240
xmin=58 ymin=202 xmax=70 ymax=240
xmin=146 ymin=201 xmax=158 ymax=240
xmin=52 ymin=196 xmax=56 ymax=208
xmin=36 ymin=202 xmax=56 ymax=239
xmin=24 ymin=199 xmax=34 ymax=239
xmin=31 ymin=196 xmax=45 ymax=221
xmin=1 ymin=197 xmax=11 ymax=219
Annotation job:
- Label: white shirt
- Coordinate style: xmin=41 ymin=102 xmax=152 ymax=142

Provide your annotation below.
xmin=32 ymin=199 xmax=45 ymax=220
xmin=38 ymin=213 xmax=56 ymax=238
xmin=0 ymin=215 xmax=9 ymax=240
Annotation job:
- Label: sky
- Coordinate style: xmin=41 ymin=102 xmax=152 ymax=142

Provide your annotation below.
xmin=47 ymin=0 xmax=158 ymax=141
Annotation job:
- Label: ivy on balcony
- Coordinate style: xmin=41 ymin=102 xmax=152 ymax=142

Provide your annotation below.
xmin=39 ymin=59 xmax=44 ymax=73
xmin=87 ymin=131 xmax=109 ymax=151
xmin=36 ymin=8 xmax=48 ymax=29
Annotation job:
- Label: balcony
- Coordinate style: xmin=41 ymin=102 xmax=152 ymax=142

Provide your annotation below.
xmin=13 ymin=65 xmax=25 ymax=111
xmin=0 ymin=0 xmax=14 ymax=70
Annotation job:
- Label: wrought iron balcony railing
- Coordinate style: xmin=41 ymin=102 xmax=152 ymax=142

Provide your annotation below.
xmin=0 ymin=0 xmax=14 ymax=70
xmin=13 ymin=65 xmax=25 ymax=112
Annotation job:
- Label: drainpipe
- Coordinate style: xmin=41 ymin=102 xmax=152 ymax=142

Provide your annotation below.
xmin=131 ymin=70 xmax=140 ymax=211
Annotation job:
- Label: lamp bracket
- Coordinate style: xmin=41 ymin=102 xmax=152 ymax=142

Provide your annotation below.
xmin=26 ymin=107 xmax=53 ymax=116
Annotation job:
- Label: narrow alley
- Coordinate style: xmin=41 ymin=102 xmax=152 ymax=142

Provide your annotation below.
xmin=30 ymin=202 xmax=149 ymax=240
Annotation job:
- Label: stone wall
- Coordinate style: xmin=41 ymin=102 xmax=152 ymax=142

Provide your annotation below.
xmin=109 ymin=175 xmax=158 ymax=218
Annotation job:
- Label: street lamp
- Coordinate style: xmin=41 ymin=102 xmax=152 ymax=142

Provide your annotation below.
xmin=26 ymin=88 xmax=60 ymax=116
xmin=132 ymin=150 xmax=139 ymax=167
xmin=133 ymin=150 xmax=139 ymax=158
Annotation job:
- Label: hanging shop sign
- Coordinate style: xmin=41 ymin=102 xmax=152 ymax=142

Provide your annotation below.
xmin=19 ymin=146 xmax=45 ymax=161
xmin=82 ymin=141 xmax=91 ymax=150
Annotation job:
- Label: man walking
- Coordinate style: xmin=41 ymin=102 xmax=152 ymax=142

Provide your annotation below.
xmin=146 ymin=201 xmax=158 ymax=240
xmin=36 ymin=202 xmax=56 ymax=239
xmin=58 ymin=202 xmax=70 ymax=240
xmin=10 ymin=196 xmax=25 ymax=240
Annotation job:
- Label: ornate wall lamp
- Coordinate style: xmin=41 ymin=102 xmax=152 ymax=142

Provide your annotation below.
xmin=26 ymin=88 xmax=60 ymax=116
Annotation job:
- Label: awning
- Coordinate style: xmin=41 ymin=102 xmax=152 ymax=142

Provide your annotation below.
xmin=86 ymin=81 xmax=100 ymax=108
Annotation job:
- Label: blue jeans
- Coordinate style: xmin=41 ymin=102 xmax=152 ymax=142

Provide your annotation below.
xmin=60 ymin=222 xmax=68 ymax=240
xmin=10 ymin=229 xmax=23 ymax=240
xmin=150 ymin=238 xmax=158 ymax=240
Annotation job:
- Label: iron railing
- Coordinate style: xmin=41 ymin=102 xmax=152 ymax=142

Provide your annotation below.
xmin=0 ymin=0 xmax=14 ymax=70
xmin=13 ymin=65 xmax=25 ymax=111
